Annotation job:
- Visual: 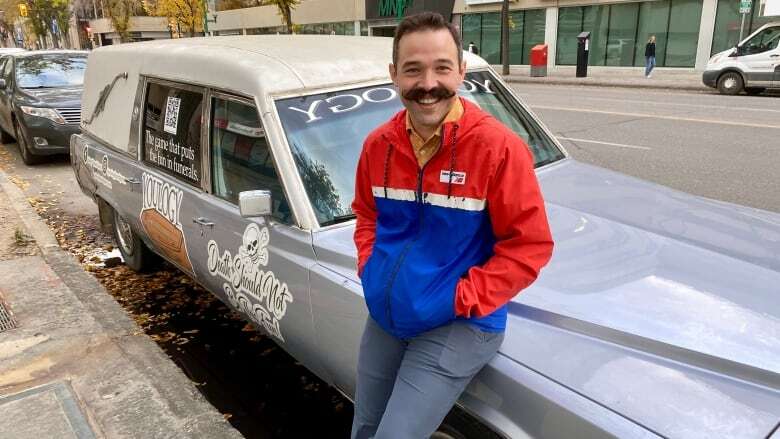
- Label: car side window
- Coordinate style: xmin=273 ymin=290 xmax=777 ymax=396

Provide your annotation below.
xmin=742 ymin=27 xmax=780 ymax=55
xmin=210 ymin=97 xmax=292 ymax=224
xmin=142 ymin=81 xmax=203 ymax=187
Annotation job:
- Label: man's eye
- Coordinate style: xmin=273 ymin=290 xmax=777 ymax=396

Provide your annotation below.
xmin=405 ymin=68 xmax=420 ymax=74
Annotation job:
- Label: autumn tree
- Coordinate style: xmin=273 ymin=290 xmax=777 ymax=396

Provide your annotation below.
xmin=23 ymin=0 xmax=71 ymax=48
xmin=105 ymin=0 xmax=144 ymax=43
xmin=144 ymin=0 xmax=204 ymax=37
xmin=265 ymin=0 xmax=299 ymax=34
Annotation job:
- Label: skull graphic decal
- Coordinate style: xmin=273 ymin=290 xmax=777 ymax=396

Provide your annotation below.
xmin=239 ymin=223 xmax=269 ymax=266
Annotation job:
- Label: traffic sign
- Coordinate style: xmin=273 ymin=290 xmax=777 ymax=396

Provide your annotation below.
xmin=739 ymin=0 xmax=751 ymax=14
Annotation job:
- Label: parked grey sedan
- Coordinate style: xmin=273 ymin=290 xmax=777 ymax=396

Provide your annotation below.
xmin=71 ymin=37 xmax=780 ymax=439
xmin=0 ymin=50 xmax=86 ymax=164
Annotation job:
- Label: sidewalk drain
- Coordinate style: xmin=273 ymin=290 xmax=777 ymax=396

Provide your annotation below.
xmin=0 ymin=302 xmax=17 ymax=332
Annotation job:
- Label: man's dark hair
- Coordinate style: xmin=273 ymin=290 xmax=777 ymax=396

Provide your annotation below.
xmin=392 ymin=12 xmax=463 ymax=66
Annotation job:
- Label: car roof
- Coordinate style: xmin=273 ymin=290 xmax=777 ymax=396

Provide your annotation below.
xmin=90 ymin=35 xmax=489 ymax=96
xmin=14 ymin=50 xmax=88 ymax=58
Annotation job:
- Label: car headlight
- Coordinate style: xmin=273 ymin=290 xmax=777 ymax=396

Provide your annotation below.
xmin=20 ymin=106 xmax=66 ymax=124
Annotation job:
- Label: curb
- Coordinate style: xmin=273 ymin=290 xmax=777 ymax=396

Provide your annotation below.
xmin=0 ymin=168 xmax=243 ymax=438
xmin=503 ymin=75 xmax=709 ymax=92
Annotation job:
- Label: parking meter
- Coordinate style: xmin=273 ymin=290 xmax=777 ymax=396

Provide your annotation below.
xmin=577 ymin=31 xmax=590 ymax=78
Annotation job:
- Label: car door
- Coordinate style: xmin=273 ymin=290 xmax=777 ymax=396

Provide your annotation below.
xmin=187 ymin=91 xmax=322 ymax=376
xmin=134 ymin=78 xmax=206 ymax=278
xmin=738 ymin=25 xmax=780 ymax=87
xmin=0 ymin=56 xmax=14 ymax=134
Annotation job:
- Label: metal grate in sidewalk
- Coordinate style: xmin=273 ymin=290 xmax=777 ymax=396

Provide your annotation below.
xmin=0 ymin=299 xmax=17 ymax=332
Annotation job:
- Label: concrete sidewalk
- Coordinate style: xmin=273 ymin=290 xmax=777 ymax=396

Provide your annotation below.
xmin=0 ymin=169 xmax=243 ymax=439
xmin=499 ymin=65 xmax=708 ymax=92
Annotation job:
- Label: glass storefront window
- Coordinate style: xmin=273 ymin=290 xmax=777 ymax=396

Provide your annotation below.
xmin=481 ymin=13 xmax=501 ymax=64
xmin=582 ymin=5 xmax=610 ymax=66
xmin=522 ymin=9 xmax=547 ymax=65
xmin=462 ymin=14 xmax=482 ymax=53
xmin=557 ymin=7 xmax=583 ymax=65
xmin=666 ymin=0 xmax=703 ymax=66
xmin=634 ymin=0 xmax=670 ymax=66
xmin=558 ymin=0 xmax=700 ymax=67
xmin=508 ymin=11 xmax=526 ymax=65
xmin=606 ymin=3 xmax=639 ymax=66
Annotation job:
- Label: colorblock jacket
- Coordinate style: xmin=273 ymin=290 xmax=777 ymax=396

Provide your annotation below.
xmin=352 ymin=98 xmax=554 ymax=339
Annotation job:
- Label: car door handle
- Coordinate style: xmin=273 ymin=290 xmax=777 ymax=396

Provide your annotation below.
xmin=192 ymin=217 xmax=214 ymax=227
xmin=771 ymin=54 xmax=780 ymax=58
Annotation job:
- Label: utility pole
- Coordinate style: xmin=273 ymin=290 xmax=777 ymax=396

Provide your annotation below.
xmin=501 ymin=0 xmax=509 ymax=75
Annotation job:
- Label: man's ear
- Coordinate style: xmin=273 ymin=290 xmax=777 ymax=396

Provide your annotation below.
xmin=389 ymin=63 xmax=397 ymax=83
xmin=459 ymin=60 xmax=467 ymax=80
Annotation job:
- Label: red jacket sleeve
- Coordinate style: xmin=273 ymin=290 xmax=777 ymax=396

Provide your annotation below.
xmin=351 ymin=143 xmax=377 ymax=276
xmin=454 ymin=135 xmax=554 ymax=318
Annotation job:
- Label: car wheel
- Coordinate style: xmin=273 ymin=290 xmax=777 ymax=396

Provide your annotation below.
xmin=0 ymin=127 xmax=13 ymax=144
xmin=744 ymin=87 xmax=765 ymax=95
xmin=717 ymin=72 xmax=744 ymax=95
xmin=13 ymin=119 xmax=43 ymax=165
xmin=112 ymin=208 xmax=156 ymax=272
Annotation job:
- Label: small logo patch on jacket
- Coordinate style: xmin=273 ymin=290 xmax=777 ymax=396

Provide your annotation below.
xmin=440 ymin=170 xmax=466 ymax=185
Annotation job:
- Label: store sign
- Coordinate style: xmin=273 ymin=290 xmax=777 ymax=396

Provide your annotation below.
xmin=366 ymin=0 xmax=455 ymax=21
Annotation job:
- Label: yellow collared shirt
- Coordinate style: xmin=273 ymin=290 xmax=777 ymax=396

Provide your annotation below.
xmin=406 ymin=98 xmax=464 ymax=168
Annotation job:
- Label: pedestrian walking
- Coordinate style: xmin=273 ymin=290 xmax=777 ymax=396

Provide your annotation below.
xmin=645 ymin=35 xmax=656 ymax=78
xmin=467 ymin=40 xmax=479 ymax=55
xmin=350 ymin=12 xmax=554 ymax=439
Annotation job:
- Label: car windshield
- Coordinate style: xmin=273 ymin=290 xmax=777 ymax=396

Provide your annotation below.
xmin=275 ymin=70 xmax=565 ymax=226
xmin=16 ymin=54 xmax=87 ymax=88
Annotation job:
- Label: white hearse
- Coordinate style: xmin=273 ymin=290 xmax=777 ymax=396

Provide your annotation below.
xmin=703 ymin=22 xmax=780 ymax=94
xmin=73 ymin=36 xmax=780 ymax=439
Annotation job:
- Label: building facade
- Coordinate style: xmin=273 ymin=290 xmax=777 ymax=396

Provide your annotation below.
xmin=78 ymin=0 xmax=777 ymax=69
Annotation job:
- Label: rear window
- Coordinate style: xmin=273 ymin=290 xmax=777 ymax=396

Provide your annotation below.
xmin=16 ymin=55 xmax=87 ymax=88
xmin=142 ymin=81 xmax=204 ymax=187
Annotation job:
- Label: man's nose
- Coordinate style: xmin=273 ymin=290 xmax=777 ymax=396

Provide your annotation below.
xmin=419 ymin=69 xmax=438 ymax=90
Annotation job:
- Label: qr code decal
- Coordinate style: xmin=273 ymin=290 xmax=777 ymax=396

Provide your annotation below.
xmin=163 ymin=96 xmax=181 ymax=134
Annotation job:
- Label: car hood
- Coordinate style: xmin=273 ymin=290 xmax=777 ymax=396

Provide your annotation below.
xmin=312 ymin=159 xmax=780 ymax=437
xmin=17 ymin=86 xmax=82 ymax=107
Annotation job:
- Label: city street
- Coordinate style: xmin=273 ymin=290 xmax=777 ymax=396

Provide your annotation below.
xmin=512 ymin=83 xmax=780 ymax=213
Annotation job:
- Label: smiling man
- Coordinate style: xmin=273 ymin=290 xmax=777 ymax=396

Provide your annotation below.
xmin=351 ymin=12 xmax=554 ymax=438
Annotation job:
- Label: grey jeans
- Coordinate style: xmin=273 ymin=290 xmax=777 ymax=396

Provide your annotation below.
xmin=351 ymin=317 xmax=504 ymax=439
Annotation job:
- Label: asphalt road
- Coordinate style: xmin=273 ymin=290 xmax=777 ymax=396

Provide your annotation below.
xmin=511 ymin=84 xmax=780 ymax=214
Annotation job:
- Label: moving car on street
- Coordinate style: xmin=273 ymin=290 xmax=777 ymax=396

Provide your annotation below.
xmin=0 ymin=50 xmax=87 ymax=164
xmin=72 ymin=36 xmax=780 ymax=439
xmin=704 ymin=22 xmax=780 ymax=95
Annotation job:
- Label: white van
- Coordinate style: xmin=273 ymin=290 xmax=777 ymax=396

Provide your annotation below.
xmin=703 ymin=22 xmax=780 ymax=95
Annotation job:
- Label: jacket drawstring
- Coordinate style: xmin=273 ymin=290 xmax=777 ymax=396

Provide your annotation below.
xmin=382 ymin=135 xmax=393 ymax=198
xmin=447 ymin=125 xmax=459 ymax=199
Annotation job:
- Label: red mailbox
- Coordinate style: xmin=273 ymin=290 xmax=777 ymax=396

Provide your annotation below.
xmin=530 ymin=44 xmax=548 ymax=77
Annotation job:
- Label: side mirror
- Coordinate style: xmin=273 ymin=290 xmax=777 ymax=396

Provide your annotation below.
xmin=0 ymin=79 xmax=6 ymax=90
xmin=239 ymin=190 xmax=272 ymax=218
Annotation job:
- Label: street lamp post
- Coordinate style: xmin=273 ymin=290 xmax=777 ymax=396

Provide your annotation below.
xmin=501 ymin=0 xmax=509 ymax=75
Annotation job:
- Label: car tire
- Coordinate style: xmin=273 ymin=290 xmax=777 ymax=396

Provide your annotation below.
xmin=717 ymin=72 xmax=744 ymax=95
xmin=744 ymin=87 xmax=765 ymax=95
xmin=13 ymin=119 xmax=43 ymax=165
xmin=112 ymin=208 xmax=156 ymax=272
xmin=0 ymin=127 xmax=13 ymax=144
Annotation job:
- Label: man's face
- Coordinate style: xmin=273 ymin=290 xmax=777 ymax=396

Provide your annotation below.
xmin=390 ymin=29 xmax=466 ymax=132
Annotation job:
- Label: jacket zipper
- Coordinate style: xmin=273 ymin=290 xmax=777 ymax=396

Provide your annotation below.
xmin=381 ymin=129 xmax=447 ymax=331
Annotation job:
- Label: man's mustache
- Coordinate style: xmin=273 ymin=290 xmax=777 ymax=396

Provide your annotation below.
xmin=402 ymin=86 xmax=456 ymax=102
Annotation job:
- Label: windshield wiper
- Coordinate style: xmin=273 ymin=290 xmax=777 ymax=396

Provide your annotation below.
xmin=22 ymin=85 xmax=56 ymax=89
xmin=320 ymin=214 xmax=356 ymax=227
